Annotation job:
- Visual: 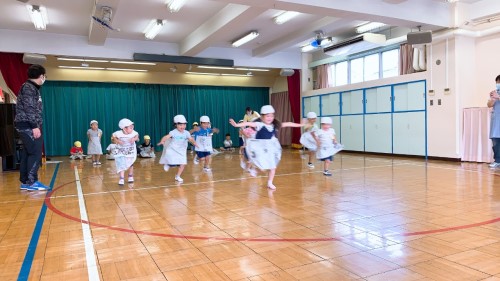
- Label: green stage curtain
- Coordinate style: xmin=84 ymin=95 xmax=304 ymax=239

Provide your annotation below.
xmin=42 ymin=81 xmax=268 ymax=156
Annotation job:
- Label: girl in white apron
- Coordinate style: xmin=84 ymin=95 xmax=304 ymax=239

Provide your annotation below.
xmin=112 ymin=118 xmax=139 ymax=185
xmin=300 ymin=112 xmax=319 ymax=169
xmin=316 ymin=117 xmax=343 ymax=176
xmin=230 ymin=105 xmax=305 ymax=190
xmin=87 ymin=120 xmax=103 ymax=166
xmin=158 ymin=115 xmax=197 ymax=183
xmin=191 ymin=115 xmax=219 ymax=172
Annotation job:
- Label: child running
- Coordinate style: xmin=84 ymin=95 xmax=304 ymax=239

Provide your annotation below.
xmin=300 ymin=112 xmax=320 ymax=168
xmin=87 ymin=120 xmax=103 ymax=166
xmin=158 ymin=115 xmax=197 ymax=183
xmin=230 ymin=105 xmax=304 ymax=190
xmin=316 ymin=117 xmax=338 ymax=176
xmin=191 ymin=116 xmax=219 ymax=172
xmin=112 ymin=118 xmax=139 ymax=185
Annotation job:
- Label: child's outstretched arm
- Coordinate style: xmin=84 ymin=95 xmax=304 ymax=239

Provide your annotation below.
xmin=188 ymin=136 xmax=198 ymax=147
xmin=212 ymin=127 xmax=220 ymax=134
xmin=158 ymin=134 xmax=172 ymax=145
xmin=229 ymin=119 xmax=256 ymax=128
xmin=282 ymin=121 xmax=305 ymax=128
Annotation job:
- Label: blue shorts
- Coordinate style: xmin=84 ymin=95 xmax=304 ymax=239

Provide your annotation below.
xmin=196 ymin=151 xmax=211 ymax=159
xmin=320 ymin=156 xmax=333 ymax=162
xmin=239 ymin=137 xmax=244 ymax=146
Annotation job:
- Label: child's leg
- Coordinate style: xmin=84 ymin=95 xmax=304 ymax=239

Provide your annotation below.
xmin=177 ymin=165 xmax=185 ymax=177
xmin=308 ymin=151 xmax=314 ymax=166
xmin=267 ymin=168 xmax=276 ymax=189
xmin=96 ymin=154 xmax=101 ymax=162
xmin=324 ymin=159 xmax=330 ymax=171
xmin=206 ymin=155 xmax=212 ymax=168
xmin=128 ymin=166 xmax=134 ymax=182
xmin=118 ymin=170 xmax=125 ymax=184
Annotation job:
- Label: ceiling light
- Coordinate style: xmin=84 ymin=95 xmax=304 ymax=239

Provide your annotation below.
xmin=232 ymin=31 xmax=259 ymax=47
xmin=166 ymin=0 xmax=187 ymax=13
xmin=58 ymin=66 xmax=105 ymax=70
xmin=273 ymin=11 xmax=300 ymax=25
xmin=26 ymin=5 xmax=48 ymax=30
xmin=355 ymin=22 xmax=386 ymax=34
xmin=57 ymin=58 xmax=109 ymax=63
xmin=198 ymin=66 xmax=234 ymax=70
xmin=186 ymin=72 xmax=220 ymax=76
xmin=235 ymin=68 xmax=269 ymax=72
xmin=221 ymin=73 xmax=253 ymax=77
xmin=106 ymin=68 xmax=148 ymax=72
xmin=143 ymin=19 xmax=166 ymax=40
xmin=110 ymin=61 xmax=157 ymax=65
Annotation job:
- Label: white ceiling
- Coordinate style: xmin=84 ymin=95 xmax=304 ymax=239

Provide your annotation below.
xmin=0 ymin=0 xmax=494 ymax=69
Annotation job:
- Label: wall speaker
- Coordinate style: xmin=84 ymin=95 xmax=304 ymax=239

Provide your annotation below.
xmin=280 ymin=68 xmax=294 ymax=76
xmin=22 ymin=53 xmax=47 ymax=65
xmin=407 ymin=31 xmax=432 ymax=45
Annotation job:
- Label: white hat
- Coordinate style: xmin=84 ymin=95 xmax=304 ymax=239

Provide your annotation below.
xmin=173 ymin=115 xmax=187 ymax=123
xmin=260 ymin=105 xmax=275 ymax=114
xmin=118 ymin=118 xmax=134 ymax=129
xmin=90 ymin=120 xmax=98 ymax=125
xmin=200 ymin=116 xmax=210 ymax=123
xmin=321 ymin=117 xmax=332 ymax=124
xmin=306 ymin=112 xmax=317 ymax=119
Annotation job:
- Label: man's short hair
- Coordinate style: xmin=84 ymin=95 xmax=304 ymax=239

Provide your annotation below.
xmin=27 ymin=64 xmax=46 ymax=79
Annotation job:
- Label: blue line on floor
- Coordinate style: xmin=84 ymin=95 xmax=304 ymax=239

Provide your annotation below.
xmin=17 ymin=163 xmax=60 ymax=281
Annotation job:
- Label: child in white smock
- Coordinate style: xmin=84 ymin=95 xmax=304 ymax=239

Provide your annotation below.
xmin=300 ymin=112 xmax=320 ymax=169
xmin=316 ymin=117 xmax=342 ymax=176
xmin=112 ymin=118 xmax=139 ymax=185
xmin=87 ymin=120 xmax=103 ymax=166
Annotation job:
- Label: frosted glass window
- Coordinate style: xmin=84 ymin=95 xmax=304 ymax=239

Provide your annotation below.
xmin=335 ymin=61 xmax=348 ymax=86
xmin=327 ymin=64 xmax=335 ymax=87
xmin=364 ymin=53 xmax=380 ymax=81
xmin=382 ymin=49 xmax=399 ymax=78
xmin=350 ymin=58 xmax=363 ymax=84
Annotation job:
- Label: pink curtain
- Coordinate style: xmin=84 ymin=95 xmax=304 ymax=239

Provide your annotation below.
xmin=461 ymin=107 xmax=493 ymax=162
xmin=271 ymin=91 xmax=293 ymax=145
xmin=315 ymin=64 xmax=330 ymax=89
xmin=399 ymin=44 xmax=415 ymax=75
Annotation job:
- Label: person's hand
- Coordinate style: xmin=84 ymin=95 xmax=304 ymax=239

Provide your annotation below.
xmin=32 ymin=128 xmax=41 ymax=139
xmin=490 ymin=90 xmax=499 ymax=100
xmin=213 ymin=128 xmax=219 ymax=134
xmin=229 ymin=119 xmax=236 ymax=126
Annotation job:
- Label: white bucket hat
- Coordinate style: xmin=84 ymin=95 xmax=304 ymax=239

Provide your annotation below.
xmin=173 ymin=115 xmax=187 ymax=124
xmin=260 ymin=105 xmax=275 ymax=114
xmin=306 ymin=112 xmax=317 ymax=119
xmin=90 ymin=120 xmax=98 ymax=126
xmin=200 ymin=116 xmax=210 ymax=123
xmin=118 ymin=118 xmax=134 ymax=129
xmin=320 ymin=117 xmax=332 ymax=124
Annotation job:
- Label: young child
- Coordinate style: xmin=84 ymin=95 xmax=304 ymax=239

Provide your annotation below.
xmin=138 ymin=135 xmax=155 ymax=158
xmin=238 ymin=120 xmax=245 ymax=154
xmin=112 ymin=118 xmax=139 ymax=185
xmin=158 ymin=115 xmax=197 ymax=183
xmin=316 ymin=117 xmax=338 ymax=176
xmin=241 ymin=122 xmax=257 ymax=175
xmin=222 ymin=133 xmax=234 ymax=151
xmin=191 ymin=116 xmax=219 ymax=172
xmin=106 ymin=136 xmax=117 ymax=160
xmin=230 ymin=105 xmax=304 ymax=190
xmin=189 ymin=122 xmax=199 ymax=155
xmin=70 ymin=141 xmax=85 ymax=160
xmin=87 ymin=120 xmax=103 ymax=166
xmin=300 ymin=112 xmax=320 ymax=168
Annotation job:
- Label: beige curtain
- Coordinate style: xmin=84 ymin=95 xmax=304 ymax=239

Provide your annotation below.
xmin=461 ymin=107 xmax=493 ymax=162
xmin=315 ymin=64 xmax=330 ymax=89
xmin=399 ymin=43 xmax=415 ymax=75
xmin=271 ymin=91 xmax=293 ymax=145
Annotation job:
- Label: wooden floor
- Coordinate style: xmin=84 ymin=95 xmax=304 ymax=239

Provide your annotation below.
xmin=0 ymin=149 xmax=499 ymax=281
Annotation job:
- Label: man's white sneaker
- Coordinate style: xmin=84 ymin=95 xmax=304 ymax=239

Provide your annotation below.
xmin=489 ymin=162 xmax=500 ymax=168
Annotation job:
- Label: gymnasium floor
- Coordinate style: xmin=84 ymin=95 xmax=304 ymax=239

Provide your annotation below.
xmin=0 ymin=149 xmax=499 ymax=281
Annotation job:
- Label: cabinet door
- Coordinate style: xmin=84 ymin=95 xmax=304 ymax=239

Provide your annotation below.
xmin=321 ymin=93 xmax=340 ymax=116
xmin=342 ymin=90 xmax=364 ymax=115
xmin=393 ymin=112 xmax=426 ymax=156
xmin=365 ymin=86 xmax=391 ymax=113
xmin=407 ymin=81 xmax=426 ymax=111
xmin=393 ymin=84 xmax=408 ymax=111
xmin=364 ymin=114 xmax=392 ymax=153
xmin=331 ymin=116 xmax=341 ymax=142
xmin=303 ymin=96 xmax=320 ymax=117
xmin=340 ymin=115 xmax=364 ymax=151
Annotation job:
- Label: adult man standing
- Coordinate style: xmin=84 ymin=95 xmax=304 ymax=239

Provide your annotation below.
xmin=14 ymin=64 xmax=49 ymax=191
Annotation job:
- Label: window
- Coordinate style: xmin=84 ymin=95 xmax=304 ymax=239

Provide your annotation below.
xmin=335 ymin=61 xmax=348 ymax=86
xmin=350 ymin=58 xmax=363 ymax=84
xmin=382 ymin=49 xmax=399 ymax=78
xmin=364 ymin=53 xmax=380 ymax=81
xmin=327 ymin=64 xmax=335 ymax=87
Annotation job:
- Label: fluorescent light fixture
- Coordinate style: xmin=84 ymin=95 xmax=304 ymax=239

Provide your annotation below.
xmin=197 ymin=66 xmax=234 ymax=70
xmin=186 ymin=72 xmax=220 ymax=76
xmin=166 ymin=0 xmax=187 ymax=13
xmin=143 ymin=19 xmax=166 ymax=40
xmin=58 ymin=66 xmax=105 ymax=70
xmin=26 ymin=5 xmax=48 ymax=30
xmin=355 ymin=22 xmax=386 ymax=34
xmin=221 ymin=73 xmax=253 ymax=77
xmin=235 ymin=68 xmax=270 ymax=72
xmin=446 ymin=0 xmax=458 ymax=2
xmin=232 ymin=31 xmax=259 ymax=47
xmin=57 ymin=58 xmax=109 ymax=63
xmin=273 ymin=11 xmax=299 ymax=25
xmin=106 ymin=68 xmax=148 ymax=72
xmin=110 ymin=61 xmax=157 ymax=65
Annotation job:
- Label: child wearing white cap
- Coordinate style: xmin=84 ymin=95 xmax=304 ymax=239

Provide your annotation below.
xmin=191 ymin=115 xmax=219 ymax=172
xmin=300 ymin=112 xmax=320 ymax=169
xmin=112 ymin=118 xmax=139 ymax=185
xmin=138 ymin=135 xmax=155 ymax=158
xmin=316 ymin=117 xmax=339 ymax=176
xmin=87 ymin=120 xmax=103 ymax=166
xmin=229 ymin=105 xmax=305 ymax=190
xmin=158 ymin=115 xmax=197 ymax=183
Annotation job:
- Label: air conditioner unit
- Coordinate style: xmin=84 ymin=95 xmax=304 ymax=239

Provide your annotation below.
xmin=323 ymin=33 xmax=386 ymax=57
xmin=22 ymin=53 xmax=47 ymax=65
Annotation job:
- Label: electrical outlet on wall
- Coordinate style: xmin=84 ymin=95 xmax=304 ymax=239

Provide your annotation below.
xmin=428 ymin=90 xmax=435 ymax=96
xmin=444 ymin=88 xmax=450 ymax=95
